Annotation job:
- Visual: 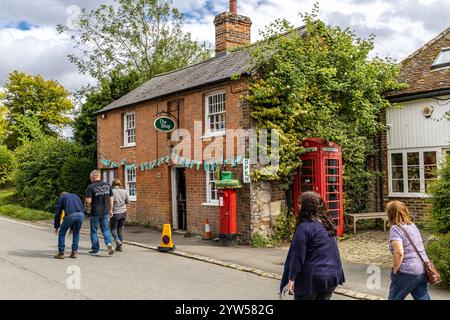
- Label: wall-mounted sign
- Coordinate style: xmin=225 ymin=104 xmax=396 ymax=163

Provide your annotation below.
xmin=243 ymin=158 xmax=251 ymax=184
xmin=154 ymin=116 xmax=176 ymax=133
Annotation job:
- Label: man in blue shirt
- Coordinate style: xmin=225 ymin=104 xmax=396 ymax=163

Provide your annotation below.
xmin=54 ymin=192 xmax=86 ymax=259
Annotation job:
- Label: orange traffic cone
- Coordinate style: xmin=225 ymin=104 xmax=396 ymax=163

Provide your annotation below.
xmin=202 ymin=219 xmax=213 ymax=240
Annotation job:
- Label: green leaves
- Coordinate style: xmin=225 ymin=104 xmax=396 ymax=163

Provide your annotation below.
xmin=427 ymin=156 xmax=450 ymax=234
xmin=1 ymin=71 xmax=74 ymax=149
xmin=58 ymin=0 xmax=211 ymax=83
xmin=246 ymin=7 xmax=406 ymax=212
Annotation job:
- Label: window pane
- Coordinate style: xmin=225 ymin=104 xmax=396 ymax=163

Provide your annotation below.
xmin=302 ymin=168 xmax=313 ymax=176
xmin=408 ymin=167 xmax=420 ymax=180
xmin=391 ymin=153 xmax=403 ymax=166
xmin=327 ymin=176 xmax=339 ymax=184
xmin=328 ymin=202 xmax=339 ymax=210
xmin=433 ymin=49 xmax=450 ymax=67
xmin=392 ymin=166 xmax=404 ymax=179
xmin=407 ymin=152 xmax=419 ymax=166
xmin=392 ymin=180 xmax=404 ymax=193
xmin=327 ymin=193 xmax=339 ymax=201
xmin=327 ymin=168 xmax=338 ymax=175
xmin=408 ymin=180 xmax=420 ymax=193
xmin=326 ymin=159 xmax=339 ymax=167
xmin=424 ymin=152 xmax=436 ymax=166
xmin=327 ymin=185 xmax=338 ymax=192
xmin=302 ymin=159 xmax=313 ymax=167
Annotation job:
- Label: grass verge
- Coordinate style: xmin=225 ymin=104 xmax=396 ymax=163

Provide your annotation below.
xmin=0 ymin=189 xmax=53 ymax=221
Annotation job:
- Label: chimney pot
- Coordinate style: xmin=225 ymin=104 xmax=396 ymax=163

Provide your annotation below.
xmin=230 ymin=0 xmax=237 ymax=14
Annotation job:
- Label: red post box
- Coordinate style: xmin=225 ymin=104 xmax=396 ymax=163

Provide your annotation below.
xmin=218 ymin=188 xmax=238 ymax=246
xmin=293 ymin=138 xmax=345 ymax=237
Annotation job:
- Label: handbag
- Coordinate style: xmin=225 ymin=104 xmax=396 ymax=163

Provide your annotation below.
xmin=397 ymin=225 xmax=442 ymax=285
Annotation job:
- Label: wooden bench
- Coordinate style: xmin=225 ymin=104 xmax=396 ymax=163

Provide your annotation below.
xmin=346 ymin=212 xmax=388 ymax=235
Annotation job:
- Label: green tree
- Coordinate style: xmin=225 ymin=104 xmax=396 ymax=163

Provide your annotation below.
xmin=0 ymin=145 xmax=16 ymax=187
xmin=428 ymin=156 xmax=450 ymax=234
xmin=14 ymin=137 xmax=93 ymax=212
xmin=1 ymin=71 xmax=74 ymax=149
xmin=245 ymin=6 xmax=406 ymax=214
xmin=57 ymin=0 xmax=211 ymax=82
xmin=0 ymin=106 xmax=7 ymax=144
xmin=73 ymin=69 xmax=142 ymax=165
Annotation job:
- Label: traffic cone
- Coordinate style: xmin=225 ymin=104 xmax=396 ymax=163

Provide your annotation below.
xmin=158 ymin=224 xmax=176 ymax=252
xmin=202 ymin=219 xmax=213 ymax=240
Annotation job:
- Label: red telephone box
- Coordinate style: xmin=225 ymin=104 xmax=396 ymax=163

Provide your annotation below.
xmin=293 ymin=138 xmax=344 ymax=237
xmin=218 ymin=189 xmax=238 ymax=246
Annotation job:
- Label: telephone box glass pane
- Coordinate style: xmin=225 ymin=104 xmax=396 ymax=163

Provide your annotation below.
xmin=328 ymin=202 xmax=339 ymax=210
xmin=302 ymin=167 xmax=313 ymax=176
xmin=327 ymin=176 xmax=339 ymax=184
xmin=327 ymin=185 xmax=338 ymax=193
xmin=302 ymin=159 xmax=313 ymax=167
xmin=327 ymin=193 xmax=339 ymax=201
xmin=328 ymin=211 xmax=339 ymax=219
xmin=326 ymin=159 xmax=339 ymax=167
xmin=301 ymin=185 xmax=313 ymax=192
xmin=327 ymin=167 xmax=338 ymax=175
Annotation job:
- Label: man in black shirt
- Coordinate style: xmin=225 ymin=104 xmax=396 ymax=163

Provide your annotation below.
xmin=85 ymin=170 xmax=114 ymax=256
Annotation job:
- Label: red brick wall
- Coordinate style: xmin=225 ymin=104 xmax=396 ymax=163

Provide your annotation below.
xmin=97 ymin=79 xmax=253 ymax=238
xmin=214 ymin=12 xmax=252 ymax=55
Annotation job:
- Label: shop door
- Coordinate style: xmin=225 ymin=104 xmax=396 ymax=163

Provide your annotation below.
xmin=171 ymin=167 xmax=187 ymax=230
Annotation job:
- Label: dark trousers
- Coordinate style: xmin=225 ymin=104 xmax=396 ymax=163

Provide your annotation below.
xmin=388 ymin=272 xmax=430 ymax=300
xmin=295 ymin=287 xmax=336 ymax=301
xmin=110 ymin=214 xmax=126 ymax=244
xmin=58 ymin=212 xmax=84 ymax=253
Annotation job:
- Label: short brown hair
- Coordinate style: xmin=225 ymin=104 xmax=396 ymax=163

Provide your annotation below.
xmin=386 ymin=201 xmax=412 ymax=226
xmin=112 ymin=179 xmax=122 ymax=188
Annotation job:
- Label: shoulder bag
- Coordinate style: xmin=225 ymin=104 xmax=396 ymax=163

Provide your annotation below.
xmin=397 ymin=225 xmax=442 ymax=285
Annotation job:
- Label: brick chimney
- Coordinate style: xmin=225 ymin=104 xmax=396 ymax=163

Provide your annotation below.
xmin=214 ymin=0 xmax=252 ymax=56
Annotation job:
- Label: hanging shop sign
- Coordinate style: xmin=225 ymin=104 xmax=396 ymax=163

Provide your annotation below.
xmin=154 ymin=116 xmax=176 ymax=133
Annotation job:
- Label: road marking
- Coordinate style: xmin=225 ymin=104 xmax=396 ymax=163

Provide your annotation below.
xmin=0 ymin=216 xmax=47 ymax=230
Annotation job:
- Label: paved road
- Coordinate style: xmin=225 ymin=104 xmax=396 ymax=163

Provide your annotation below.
xmin=0 ymin=217 xmax=351 ymax=300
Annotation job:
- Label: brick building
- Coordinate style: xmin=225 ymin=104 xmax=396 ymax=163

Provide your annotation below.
xmin=382 ymin=28 xmax=450 ymax=220
xmin=95 ymin=1 xmax=286 ymax=243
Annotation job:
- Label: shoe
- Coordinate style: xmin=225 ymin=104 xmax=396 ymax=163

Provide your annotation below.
xmin=54 ymin=252 xmax=65 ymax=259
xmin=115 ymin=243 xmax=123 ymax=252
xmin=88 ymin=251 xmax=99 ymax=256
xmin=70 ymin=251 xmax=77 ymax=259
xmin=107 ymin=244 xmax=114 ymax=255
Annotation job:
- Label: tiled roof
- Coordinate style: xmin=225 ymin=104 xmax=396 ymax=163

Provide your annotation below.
xmin=96 ymin=49 xmax=253 ymax=114
xmin=387 ymin=27 xmax=450 ymax=99
xmin=97 ymin=26 xmax=307 ymax=114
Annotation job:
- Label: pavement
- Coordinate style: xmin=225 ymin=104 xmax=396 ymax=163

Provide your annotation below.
xmin=60 ymin=218 xmax=449 ymax=301
xmin=0 ymin=216 xmax=351 ymax=300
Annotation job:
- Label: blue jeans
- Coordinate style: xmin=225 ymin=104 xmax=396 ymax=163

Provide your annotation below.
xmin=90 ymin=215 xmax=113 ymax=253
xmin=389 ymin=272 xmax=430 ymax=300
xmin=58 ymin=212 xmax=84 ymax=253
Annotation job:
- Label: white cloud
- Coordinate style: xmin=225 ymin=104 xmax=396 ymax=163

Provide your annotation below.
xmin=1 ymin=0 xmax=449 ymax=92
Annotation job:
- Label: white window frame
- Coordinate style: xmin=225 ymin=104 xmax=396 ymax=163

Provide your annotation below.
xmin=432 ymin=47 xmax=450 ymax=69
xmin=205 ymin=169 xmax=219 ymax=206
xmin=124 ymin=112 xmax=136 ymax=147
xmin=388 ymin=147 xmax=441 ymax=198
xmin=125 ymin=167 xmax=137 ymax=201
xmin=204 ymin=92 xmax=226 ymax=137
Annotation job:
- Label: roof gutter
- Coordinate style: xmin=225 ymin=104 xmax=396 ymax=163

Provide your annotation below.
xmin=387 ymin=88 xmax=450 ymax=103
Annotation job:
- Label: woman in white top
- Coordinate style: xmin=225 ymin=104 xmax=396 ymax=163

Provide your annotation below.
xmin=110 ymin=179 xmax=129 ymax=251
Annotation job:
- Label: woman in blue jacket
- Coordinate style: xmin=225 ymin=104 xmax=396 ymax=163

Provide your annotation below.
xmin=280 ymin=191 xmax=345 ymax=300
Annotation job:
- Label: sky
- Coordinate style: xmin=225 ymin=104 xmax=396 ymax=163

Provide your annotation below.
xmin=1 ymin=0 xmax=450 ymax=92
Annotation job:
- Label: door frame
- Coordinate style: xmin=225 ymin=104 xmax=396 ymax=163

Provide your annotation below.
xmin=171 ymin=166 xmax=186 ymax=230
